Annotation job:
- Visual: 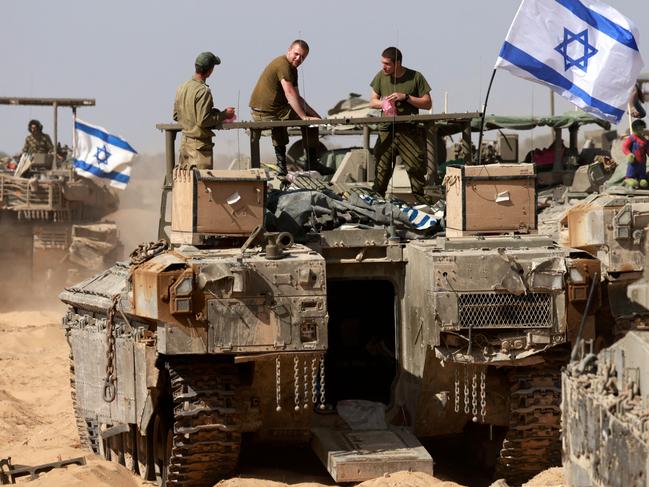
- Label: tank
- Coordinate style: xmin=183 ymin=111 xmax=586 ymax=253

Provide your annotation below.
xmin=61 ymin=114 xmax=599 ymax=487
xmin=0 ymin=97 xmax=121 ymax=295
xmin=553 ymin=129 xmax=649 ymax=485
xmin=562 ymin=223 xmax=649 ymax=487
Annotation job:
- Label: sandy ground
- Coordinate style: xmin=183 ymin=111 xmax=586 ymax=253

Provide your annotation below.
xmin=0 ymin=307 xmax=566 ymax=487
xmin=0 ymin=308 xmax=456 ymax=487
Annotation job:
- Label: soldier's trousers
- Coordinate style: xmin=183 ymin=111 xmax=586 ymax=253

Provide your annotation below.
xmin=372 ymin=125 xmax=426 ymax=200
xmin=179 ymin=136 xmax=213 ymax=169
xmin=251 ymin=106 xmax=319 ymax=149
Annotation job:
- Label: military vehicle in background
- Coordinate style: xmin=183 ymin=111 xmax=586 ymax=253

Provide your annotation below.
xmin=562 ymin=225 xmax=649 ymax=487
xmin=559 ymin=74 xmax=649 ymax=487
xmin=0 ymin=97 xmax=121 ymax=294
xmin=61 ymin=114 xmax=600 ymax=487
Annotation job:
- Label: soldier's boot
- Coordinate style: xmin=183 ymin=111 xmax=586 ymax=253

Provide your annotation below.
xmin=306 ymin=147 xmax=335 ymax=176
xmin=274 ymin=146 xmax=288 ymax=176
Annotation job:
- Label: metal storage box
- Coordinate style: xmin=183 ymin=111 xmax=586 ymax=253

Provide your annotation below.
xmin=444 ymin=163 xmax=536 ymax=237
xmin=171 ymin=168 xmax=267 ymax=244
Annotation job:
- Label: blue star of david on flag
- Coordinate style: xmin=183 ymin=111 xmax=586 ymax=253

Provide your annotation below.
xmin=554 ymin=28 xmax=598 ymax=72
xmin=94 ymin=145 xmax=111 ymax=165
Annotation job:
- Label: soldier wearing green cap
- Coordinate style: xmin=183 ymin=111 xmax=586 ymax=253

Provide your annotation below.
xmin=173 ymin=51 xmax=235 ymax=169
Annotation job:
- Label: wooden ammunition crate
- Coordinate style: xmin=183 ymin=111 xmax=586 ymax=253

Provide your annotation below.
xmin=444 ymin=163 xmax=536 ymax=237
xmin=171 ymin=168 xmax=267 ymax=244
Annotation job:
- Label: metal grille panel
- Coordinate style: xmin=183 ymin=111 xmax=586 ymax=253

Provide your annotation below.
xmin=458 ymin=292 xmax=553 ymax=329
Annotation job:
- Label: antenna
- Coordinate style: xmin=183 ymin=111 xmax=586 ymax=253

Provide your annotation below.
xmin=237 ymin=89 xmax=241 ymax=167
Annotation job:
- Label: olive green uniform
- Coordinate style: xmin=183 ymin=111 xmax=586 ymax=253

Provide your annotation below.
xmin=22 ymin=132 xmax=53 ymax=154
xmin=173 ymin=78 xmax=227 ymax=169
xmin=370 ymin=68 xmax=431 ymax=201
xmin=249 ymin=55 xmax=318 ymax=149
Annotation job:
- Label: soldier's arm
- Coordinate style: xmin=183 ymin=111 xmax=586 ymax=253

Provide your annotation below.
xmin=197 ymin=90 xmax=226 ymax=127
xmin=404 ymin=92 xmax=432 ymax=110
xmin=280 ymin=79 xmax=319 ymax=119
xmin=369 ymin=89 xmax=382 ymax=109
xmin=45 ymin=135 xmax=54 ymax=152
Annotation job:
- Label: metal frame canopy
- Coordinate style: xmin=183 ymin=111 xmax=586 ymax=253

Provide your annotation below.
xmin=0 ymin=97 xmax=96 ymax=169
xmin=0 ymin=97 xmax=95 ymax=107
xmin=156 ymin=112 xmax=479 ymax=176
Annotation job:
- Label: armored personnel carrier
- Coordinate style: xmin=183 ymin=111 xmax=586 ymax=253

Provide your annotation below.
xmin=0 ymin=97 xmax=121 ymax=295
xmin=62 ymin=114 xmax=599 ymax=487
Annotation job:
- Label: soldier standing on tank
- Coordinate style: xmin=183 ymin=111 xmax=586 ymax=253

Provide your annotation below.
xmin=249 ymin=40 xmax=333 ymax=176
xmin=173 ymin=52 xmax=235 ymax=169
xmin=369 ymin=47 xmax=432 ymax=204
xmin=22 ymin=119 xmax=53 ymax=155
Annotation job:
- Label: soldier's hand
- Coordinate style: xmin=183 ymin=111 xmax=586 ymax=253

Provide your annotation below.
xmin=304 ymin=116 xmax=320 ymax=121
xmin=387 ymin=93 xmax=405 ymax=102
xmin=224 ymin=107 xmax=236 ymax=119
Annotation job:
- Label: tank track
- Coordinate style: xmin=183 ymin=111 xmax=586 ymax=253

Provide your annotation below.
xmin=164 ymin=358 xmax=242 ymax=486
xmin=496 ymin=352 xmax=565 ymax=485
xmin=69 ymin=355 xmax=100 ymax=454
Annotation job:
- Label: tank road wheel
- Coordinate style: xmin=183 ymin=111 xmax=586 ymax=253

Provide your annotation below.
xmin=496 ymin=353 xmax=565 ymax=485
xmin=162 ymin=359 xmax=243 ymax=487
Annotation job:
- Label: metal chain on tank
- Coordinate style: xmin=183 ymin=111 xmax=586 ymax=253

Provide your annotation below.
xmin=129 ymin=239 xmax=169 ymax=265
xmin=471 ymin=366 xmax=478 ymax=422
xmin=102 ymin=294 xmax=120 ymax=403
xmin=275 ymin=356 xmax=282 ymax=412
xmin=294 ymin=355 xmax=300 ymax=411
xmin=480 ymin=367 xmax=487 ymax=422
xmin=454 ymin=367 xmax=460 ymax=413
xmin=319 ymin=354 xmax=326 ymax=410
xmin=303 ymin=356 xmax=309 ymax=409
xmin=311 ymin=356 xmax=318 ymax=405
xmin=463 ymin=364 xmax=470 ymax=414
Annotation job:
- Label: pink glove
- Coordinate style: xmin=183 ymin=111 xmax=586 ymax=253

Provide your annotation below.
xmin=381 ymin=98 xmax=396 ymax=116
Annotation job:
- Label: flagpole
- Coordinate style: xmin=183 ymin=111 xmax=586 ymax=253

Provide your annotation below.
xmin=477 ymin=69 xmax=497 ymax=165
xmin=71 ymin=106 xmax=77 ymax=180
xmin=627 ymin=100 xmax=633 ymax=135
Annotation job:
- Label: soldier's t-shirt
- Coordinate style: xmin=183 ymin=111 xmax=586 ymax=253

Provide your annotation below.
xmin=370 ymin=68 xmax=431 ymax=130
xmin=249 ymin=56 xmax=298 ymax=114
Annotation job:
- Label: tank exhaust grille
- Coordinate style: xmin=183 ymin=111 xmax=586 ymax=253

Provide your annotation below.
xmin=458 ymin=292 xmax=553 ymax=329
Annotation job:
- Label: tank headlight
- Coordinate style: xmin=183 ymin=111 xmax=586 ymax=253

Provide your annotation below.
xmin=174 ymin=276 xmax=193 ymax=296
xmin=569 ymin=268 xmax=585 ymax=284
xmin=173 ymin=297 xmax=192 ymax=313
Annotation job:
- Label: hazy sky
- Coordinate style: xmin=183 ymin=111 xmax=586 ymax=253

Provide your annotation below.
xmin=0 ymin=0 xmax=646 ymax=155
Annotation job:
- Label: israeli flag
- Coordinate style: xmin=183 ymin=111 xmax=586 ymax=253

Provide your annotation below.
xmin=495 ymin=0 xmax=644 ymax=123
xmin=73 ymin=119 xmax=137 ymax=190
